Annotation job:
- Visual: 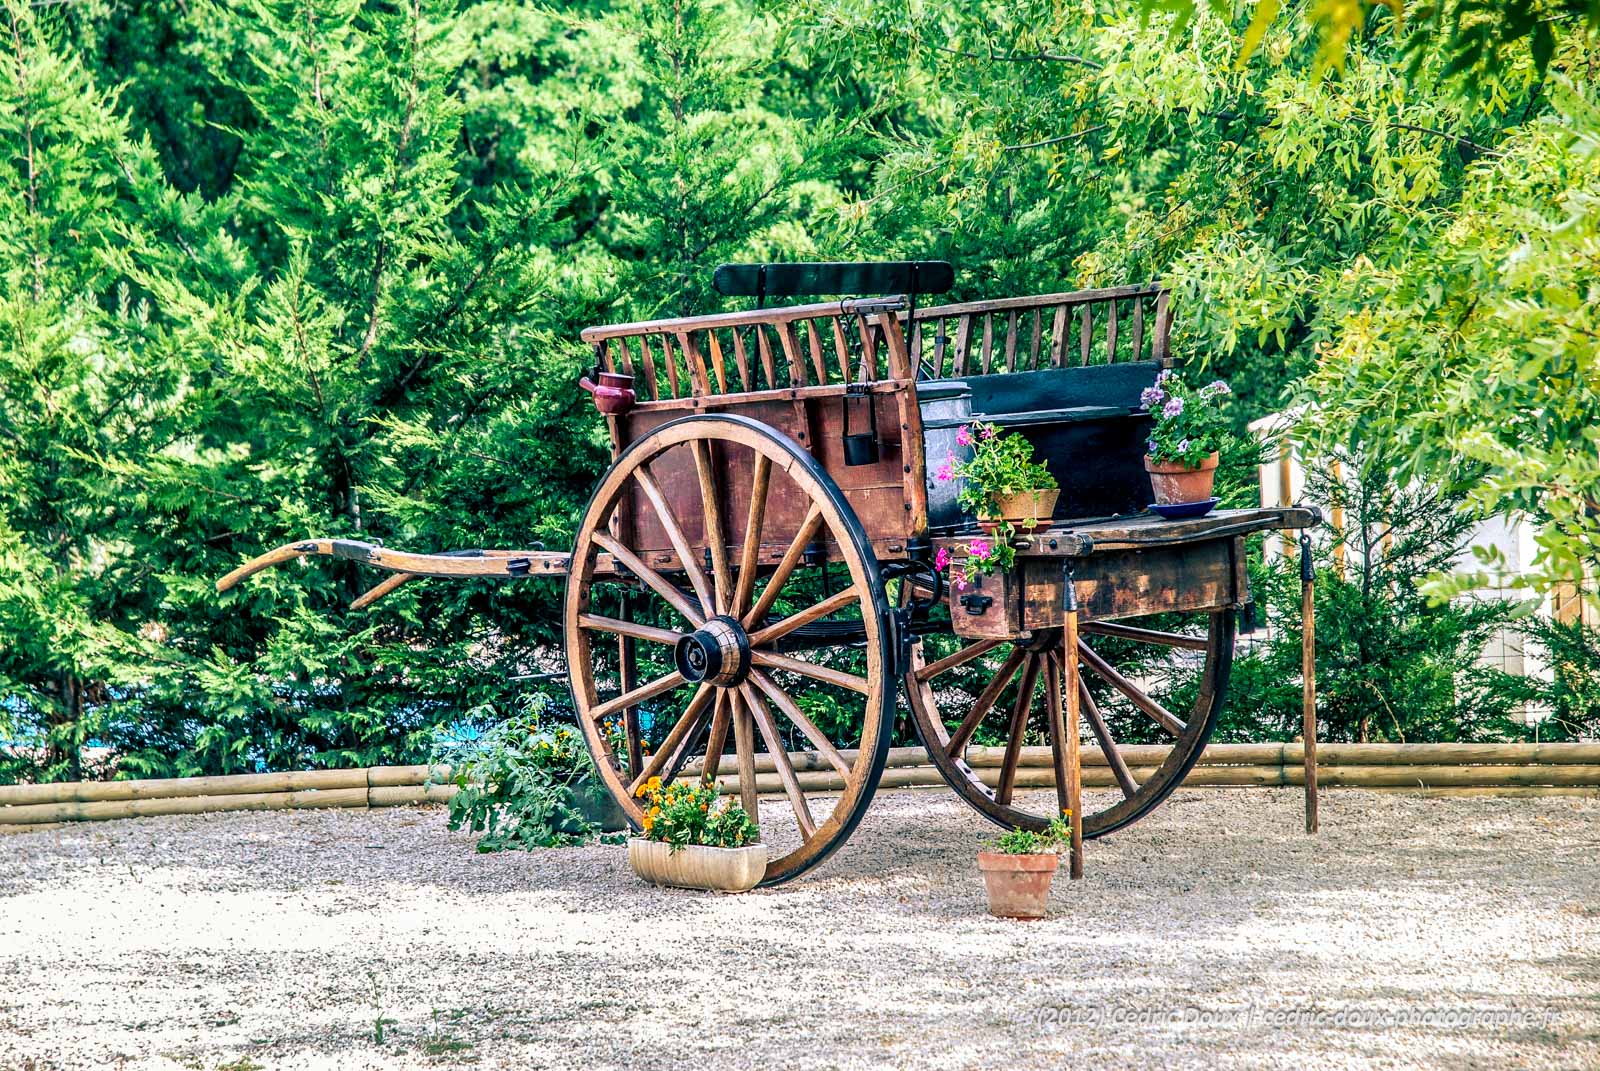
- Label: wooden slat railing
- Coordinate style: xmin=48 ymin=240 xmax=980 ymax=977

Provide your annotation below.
xmin=905 ymin=284 xmax=1170 ymax=379
xmin=582 ymin=298 xmax=913 ymax=404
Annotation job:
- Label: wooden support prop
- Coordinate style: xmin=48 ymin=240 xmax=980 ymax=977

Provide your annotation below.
xmin=1063 ymin=565 xmax=1084 ymax=879
xmin=1301 ymin=533 xmax=1319 ymax=834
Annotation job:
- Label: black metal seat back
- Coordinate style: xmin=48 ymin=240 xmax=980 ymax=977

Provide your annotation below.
xmin=712 ymin=261 xmax=954 ymax=306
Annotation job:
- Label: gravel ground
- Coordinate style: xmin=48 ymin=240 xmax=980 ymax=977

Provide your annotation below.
xmin=2 ymin=787 xmax=1598 ymax=1071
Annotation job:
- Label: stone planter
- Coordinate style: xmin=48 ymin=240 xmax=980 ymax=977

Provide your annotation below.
xmin=993 ymin=488 xmax=1060 ymax=532
xmin=977 ymin=850 xmax=1060 ymax=919
xmin=1144 ymin=452 xmax=1219 ymax=506
xmin=628 ymin=838 xmax=768 ymax=893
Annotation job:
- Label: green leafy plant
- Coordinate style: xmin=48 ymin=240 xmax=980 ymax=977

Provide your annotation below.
xmin=436 ymin=697 xmax=609 ymax=852
xmin=636 ymin=777 xmax=760 ymax=852
xmin=935 ymin=421 xmax=1056 ymax=516
xmin=935 ymin=529 xmax=1018 ymax=592
xmin=987 ymin=815 xmax=1072 ymax=854
xmin=1141 ymin=371 xmax=1233 ymax=467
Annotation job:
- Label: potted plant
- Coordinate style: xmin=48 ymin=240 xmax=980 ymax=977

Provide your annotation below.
xmin=935 ymin=421 xmax=1059 ymax=531
xmin=1140 ymin=371 xmax=1232 ymax=515
xmin=976 ymin=816 xmax=1070 ymax=919
xmin=628 ymin=777 xmax=766 ymax=893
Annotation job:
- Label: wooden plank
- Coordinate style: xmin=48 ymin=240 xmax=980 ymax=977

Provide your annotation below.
xmin=1050 ymin=305 xmax=1068 ymax=366
xmin=1131 ymin=298 xmax=1145 ymax=361
xmin=1029 ymin=308 xmax=1042 ymax=370
xmin=1004 ymin=309 xmax=1019 ymax=372
xmin=755 ymin=324 xmax=778 ymax=387
xmin=1079 ymin=305 xmax=1092 ymax=365
xmin=777 ymin=321 xmax=807 ymax=387
xmin=1106 ymin=300 xmax=1119 ymax=364
xmin=952 ymin=314 xmax=974 ymax=375
xmin=981 ymin=313 xmax=994 ymax=373
xmin=729 ymin=326 xmax=752 ymax=389
xmin=638 ymin=334 xmax=661 ymax=400
xmin=856 ymin=313 xmax=880 ymax=381
xmin=806 ymin=320 xmax=828 ymax=385
xmin=705 ymin=330 xmax=728 ymax=393
xmin=1152 ymin=289 xmax=1172 ymax=363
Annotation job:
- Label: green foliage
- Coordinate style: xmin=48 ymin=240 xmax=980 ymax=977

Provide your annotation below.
xmin=939 ymin=421 xmax=1057 ymax=516
xmin=439 ymin=696 xmax=607 ymax=851
xmin=1515 ymin=616 xmax=1600 ymax=740
xmin=988 ymin=815 xmax=1071 ymax=854
xmin=636 ymin=777 xmax=760 ymax=851
xmin=1217 ymin=454 xmax=1529 ymax=743
xmin=1 ymin=0 xmax=1590 ymax=784
xmin=1140 ymin=371 xmax=1233 ymax=467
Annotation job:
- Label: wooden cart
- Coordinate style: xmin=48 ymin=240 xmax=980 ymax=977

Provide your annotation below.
xmin=219 ymin=263 xmax=1317 ymax=886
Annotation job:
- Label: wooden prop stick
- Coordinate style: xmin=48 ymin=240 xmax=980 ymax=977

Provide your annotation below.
xmin=1301 ymin=533 xmax=1319 ymax=834
xmin=1063 ymin=563 xmax=1084 ymax=879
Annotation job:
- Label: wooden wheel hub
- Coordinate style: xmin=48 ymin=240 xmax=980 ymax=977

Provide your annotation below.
xmin=674 ymin=615 xmax=751 ymax=687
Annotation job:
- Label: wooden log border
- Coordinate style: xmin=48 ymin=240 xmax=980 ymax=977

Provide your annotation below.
xmin=4 ymin=744 xmax=1600 ymax=826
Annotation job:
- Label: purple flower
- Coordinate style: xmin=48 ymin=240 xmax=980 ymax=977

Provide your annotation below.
xmin=1147 ymin=439 xmax=1158 ymax=454
xmin=955 ymin=425 xmax=973 ymax=447
xmin=935 ymin=453 xmax=955 ymax=482
xmin=1204 ymin=379 xmax=1232 ymax=396
xmin=934 ymin=546 xmax=950 ymax=571
xmin=980 ymin=424 xmax=997 ymax=440
xmin=1157 ymin=368 xmax=1175 ymax=384
xmin=1140 ymin=386 xmax=1165 ymax=408
xmin=968 ymin=537 xmax=992 ymax=560
xmin=1162 ymin=397 xmax=1184 ymax=419
xmin=1178 ymin=438 xmax=1190 ymax=453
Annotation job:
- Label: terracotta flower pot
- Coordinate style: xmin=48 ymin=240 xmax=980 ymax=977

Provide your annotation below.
xmin=1144 ymin=452 xmax=1219 ymax=506
xmin=977 ymin=850 xmax=1060 ymax=919
xmin=993 ymin=488 xmax=1060 ymax=532
xmin=628 ymin=838 xmax=767 ymax=893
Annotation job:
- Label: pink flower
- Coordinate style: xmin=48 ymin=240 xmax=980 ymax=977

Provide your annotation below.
xmin=955 ymin=425 xmax=973 ymax=447
xmin=980 ymin=424 xmax=997 ymax=440
xmin=934 ymin=453 xmax=955 ymax=482
xmin=967 ymin=537 xmax=992 ymax=560
xmin=953 ymin=575 xmax=969 ymax=592
xmin=934 ymin=546 xmax=951 ymax=571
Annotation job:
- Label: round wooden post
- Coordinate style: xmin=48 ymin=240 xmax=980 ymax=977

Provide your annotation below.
xmin=1300 ymin=533 xmax=1319 ymax=834
xmin=1063 ymin=564 xmax=1084 ymax=878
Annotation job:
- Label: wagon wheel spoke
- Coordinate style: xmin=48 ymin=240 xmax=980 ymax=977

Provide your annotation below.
xmin=1043 ymin=651 xmax=1074 ymax=817
xmin=750 ymin=650 xmax=869 ymax=694
xmin=995 ymin=654 xmax=1043 ymax=805
xmin=592 ymin=668 xmax=688 ymax=724
xmin=632 ymin=464 xmax=717 ymax=617
xmin=742 ymin=507 xmax=825 ymax=628
xmin=1078 ymin=639 xmax=1186 ymax=736
xmin=1081 ymin=620 xmax=1210 ymax=651
xmin=945 ymin=646 xmax=1027 ymax=759
xmin=626 ymin=683 xmax=714 ymax=794
xmin=747 ymin=587 xmax=859 ymax=647
xmin=731 ymin=454 xmax=771 ymax=618
xmin=915 ymin=638 xmax=1001 ymax=682
xmin=729 ymin=688 xmax=761 ymax=822
xmin=577 ymin=614 xmax=685 ymax=646
xmin=1080 ymin=675 xmax=1139 ymax=798
xmin=691 ymin=440 xmax=732 ymax=614
xmin=742 ymin=683 xmax=817 ymax=839
xmin=748 ymin=668 xmax=851 ymax=777
xmin=592 ymin=532 xmax=705 ymax=628
xmin=701 ymin=690 xmax=732 ymax=784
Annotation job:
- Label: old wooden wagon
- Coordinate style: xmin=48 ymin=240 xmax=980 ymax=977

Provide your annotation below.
xmin=219 ymin=262 xmax=1318 ymax=885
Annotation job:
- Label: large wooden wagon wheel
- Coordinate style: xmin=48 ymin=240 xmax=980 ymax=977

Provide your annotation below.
xmin=564 ymin=414 xmax=895 ymax=886
xmin=905 ymin=609 xmax=1235 ymax=836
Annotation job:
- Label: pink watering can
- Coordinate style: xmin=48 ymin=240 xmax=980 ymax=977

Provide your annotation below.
xmin=578 ymin=368 xmax=637 ymax=416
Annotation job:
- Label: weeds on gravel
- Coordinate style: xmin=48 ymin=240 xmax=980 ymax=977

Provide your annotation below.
xmin=432 ymin=695 xmax=616 ymax=852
